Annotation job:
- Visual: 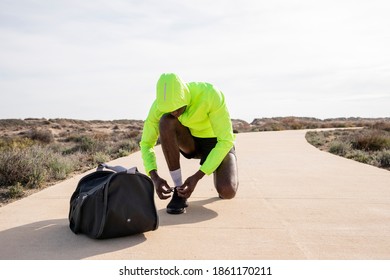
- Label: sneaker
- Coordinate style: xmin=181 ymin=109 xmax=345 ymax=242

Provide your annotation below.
xmin=166 ymin=188 xmax=188 ymax=214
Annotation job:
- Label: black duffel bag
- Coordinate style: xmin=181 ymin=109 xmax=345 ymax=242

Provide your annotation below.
xmin=69 ymin=164 xmax=158 ymax=239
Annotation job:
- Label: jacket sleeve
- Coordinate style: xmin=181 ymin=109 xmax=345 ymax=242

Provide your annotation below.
xmin=140 ymin=101 xmax=161 ymax=175
xmin=199 ymin=89 xmax=235 ymax=175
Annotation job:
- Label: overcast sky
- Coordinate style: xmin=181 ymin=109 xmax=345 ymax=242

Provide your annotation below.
xmin=0 ymin=0 xmax=389 ymax=122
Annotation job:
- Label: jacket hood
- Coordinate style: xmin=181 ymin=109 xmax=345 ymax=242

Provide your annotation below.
xmin=156 ymin=73 xmax=190 ymax=113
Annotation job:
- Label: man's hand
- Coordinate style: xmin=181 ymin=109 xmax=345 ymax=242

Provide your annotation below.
xmin=177 ymin=170 xmax=205 ymax=199
xmin=149 ymin=170 xmax=172 ymax=200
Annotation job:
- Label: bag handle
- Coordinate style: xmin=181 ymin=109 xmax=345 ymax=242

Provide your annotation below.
xmin=97 ymin=163 xmax=137 ymax=174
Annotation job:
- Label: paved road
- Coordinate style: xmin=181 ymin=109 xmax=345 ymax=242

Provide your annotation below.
xmin=0 ymin=130 xmax=389 ymax=260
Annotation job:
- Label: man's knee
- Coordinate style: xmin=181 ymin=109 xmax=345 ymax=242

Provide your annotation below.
xmin=216 ymin=178 xmax=238 ymax=199
xmin=159 ymin=114 xmax=177 ymax=133
xmin=217 ymin=184 xmax=237 ymax=199
xmin=214 ymin=153 xmax=238 ymax=199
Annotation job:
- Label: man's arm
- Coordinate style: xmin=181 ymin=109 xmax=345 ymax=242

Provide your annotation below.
xmin=140 ymin=101 xmax=161 ymax=175
xmin=199 ymin=90 xmax=235 ymax=175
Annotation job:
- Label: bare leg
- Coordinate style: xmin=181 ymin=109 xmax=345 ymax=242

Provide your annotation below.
xmin=159 ymin=114 xmax=195 ymax=171
xmin=213 ymin=150 xmax=239 ymax=199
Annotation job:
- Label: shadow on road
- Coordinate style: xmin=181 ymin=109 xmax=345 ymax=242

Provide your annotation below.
xmin=0 ymin=219 xmax=147 ymax=260
xmin=157 ymin=197 xmax=220 ymax=226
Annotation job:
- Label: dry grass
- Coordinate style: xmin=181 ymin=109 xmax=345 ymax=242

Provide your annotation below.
xmin=306 ymin=127 xmax=390 ymax=171
xmin=234 ymin=117 xmax=389 ymax=132
xmin=0 ymin=118 xmax=143 ymax=206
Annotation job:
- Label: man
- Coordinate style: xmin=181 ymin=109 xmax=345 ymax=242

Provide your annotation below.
xmin=140 ymin=73 xmax=238 ymax=214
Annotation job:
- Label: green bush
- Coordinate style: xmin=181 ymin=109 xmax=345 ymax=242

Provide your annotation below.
xmin=0 ymin=137 xmax=35 ymax=151
xmin=62 ymin=135 xmax=106 ymax=155
xmin=376 ymin=150 xmax=390 ymax=167
xmin=0 ymin=146 xmax=47 ymax=188
xmin=47 ymin=155 xmax=77 ymax=180
xmin=347 ymin=150 xmax=371 ymax=164
xmin=7 ymin=183 xmax=24 ymax=199
xmin=305 ymin=131 xmax=326 ymax=147
xmin=117 ymin=148 xmax=130 ymax=157
xmin=329 ymin=141 xmax=350 ymax=156
xmin=92 ymin=152 xmax=110 ymax=165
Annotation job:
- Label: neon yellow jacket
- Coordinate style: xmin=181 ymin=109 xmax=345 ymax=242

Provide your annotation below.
xmin=140 ymin=73 xmax=235 ymax=175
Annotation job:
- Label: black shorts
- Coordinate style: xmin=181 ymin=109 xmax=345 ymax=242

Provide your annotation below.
xmin=180 ymin=137 xmax=235 ymax=165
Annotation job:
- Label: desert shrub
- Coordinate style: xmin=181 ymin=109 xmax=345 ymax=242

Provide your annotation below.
xmin=7 ymin=183 xmax=24 ymax=199
xmin=0 ymin=146 xmax=49 ymax=188
xmin=106 ymin=138 xmax=140 ymax=158
xmin=347 ymin=150 xmax=371 ymax=164
xmin=305 ymin=127 xmax=390 ymax=171
xmin=127 ymin=130 xmax=141 ymax=139
xmin=0 ymin=137 xmax=35 ymax=151
xmin=351 ymin=130 xmax=390 ymax=151
xmin=0 ymin=119 xmax=27 ymax=129
xmin=46 ymin=154 xmax=77 ymax=180
xmin=329 ymin=141 xmax=350 ymax=156
xmin=261 ymin=122 xmax=285 ymax=131
xmin=45 ymin=142 xmax=70 ymax=154
xmin=0 ymin=145 xmax=82 ymax=188
xmin=117 ymin=148 xmax=130 ymax=157
xmin=67 ymin=135 xmax=107 ymax=154
xmin=331 ymin=122 xmax=347 ymax=128
xmin=92 ymin=151 xmax=110 ymax=165
xmin=305 ymin=131 xmax=326 ymax=147
xmin=78 ymin=136 xmax=97 ymax=152
xmin=0 ymin=120 xmax=147 ymax=205
xmin=372 ymin=122 xmax=390 ymax=132
xmin=376 ymin=150 xmax=390 ymax=168
xmin=121 ymin=139 xmax=139 ymax=152
xmin=27 ymin=128 xmax=54 ymax=144
xmin=281 ymin=118 xmax=303 ymax=130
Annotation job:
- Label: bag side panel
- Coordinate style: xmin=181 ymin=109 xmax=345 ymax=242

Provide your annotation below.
xmin=78 ymin=186 xmax=106 ymax=238
xmin=69 ymin=171 xmax=113 ymax=237
xmin=99 ymin=173 xmax=158 ymax=239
